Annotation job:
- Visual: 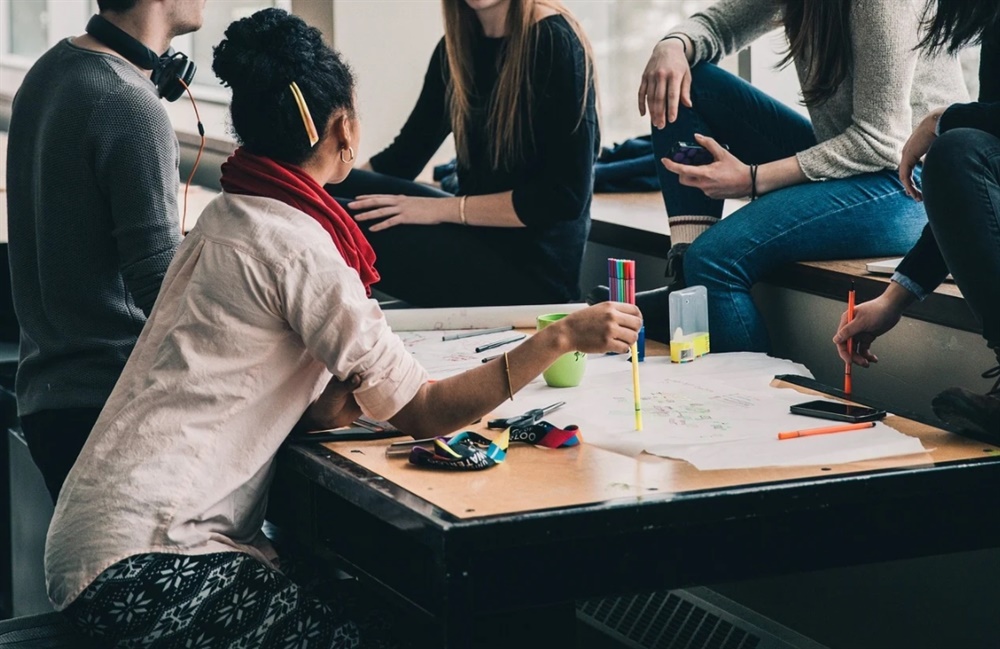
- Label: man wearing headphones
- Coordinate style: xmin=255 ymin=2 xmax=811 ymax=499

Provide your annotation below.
xmin=5 ymin=0 xmax=205 ymax=501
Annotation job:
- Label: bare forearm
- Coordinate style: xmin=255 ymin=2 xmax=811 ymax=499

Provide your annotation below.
xmin=755 ymin=156 xmax=809 ymax=196
xmin=418 ymin=192 xmax=523 ymax=228
xmin=389 ymin=324 xmax=570 ymax=437
xmin=454 ymin=192 xmax=524 ymax=228
xmin=883 ymin=279 xmax=919 ymax=311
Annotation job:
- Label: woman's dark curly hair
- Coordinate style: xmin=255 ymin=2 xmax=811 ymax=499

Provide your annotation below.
xmin=213 ymin=8 xmax=355 ymax=165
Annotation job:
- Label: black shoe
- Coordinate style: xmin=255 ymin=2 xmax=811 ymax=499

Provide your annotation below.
xmin=634 ymin=287 xmax=674 ymax=342
xmin=931 ymin=366 xmax=1000 ymax=437
xmin=664 ymin=242 xmax=689 ymax=291
xmin=585 ymin=284 xmax=610 ymax=305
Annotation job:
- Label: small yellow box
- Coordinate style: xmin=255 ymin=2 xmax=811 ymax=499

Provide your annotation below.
xmin=670 ymin=331 xmax=710 ymax=364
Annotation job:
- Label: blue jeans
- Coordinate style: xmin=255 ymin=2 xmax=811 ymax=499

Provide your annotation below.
xmin=651 ymin=63 xmax=928 ymax=352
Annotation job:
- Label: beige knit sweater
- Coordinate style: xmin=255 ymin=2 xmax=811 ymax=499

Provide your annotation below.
xmin=672 ymin=0 xmax=969 ymax=180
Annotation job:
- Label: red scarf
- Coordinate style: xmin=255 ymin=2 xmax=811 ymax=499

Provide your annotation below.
xmin=220 ymin=148 xmax=379 ymax=294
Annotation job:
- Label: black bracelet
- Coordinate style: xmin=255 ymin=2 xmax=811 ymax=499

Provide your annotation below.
xmin=749 ymin=164 xmax=759 ymax=201
xmin=660 ymin=34 xmax=688 ymax=54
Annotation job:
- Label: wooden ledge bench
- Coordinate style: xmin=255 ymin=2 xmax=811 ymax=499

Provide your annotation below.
xmin=589 ymin=193 xmax=669 ymax=259
xmin=770 ymin=259 xmax=978 ymax=335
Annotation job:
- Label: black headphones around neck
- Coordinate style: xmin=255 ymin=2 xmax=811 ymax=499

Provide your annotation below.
xmin=85 ymin=14 xmax=196 ymax=102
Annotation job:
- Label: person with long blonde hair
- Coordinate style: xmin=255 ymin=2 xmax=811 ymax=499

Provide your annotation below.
xmin=332 ymin=0 xmax=599 ymax=307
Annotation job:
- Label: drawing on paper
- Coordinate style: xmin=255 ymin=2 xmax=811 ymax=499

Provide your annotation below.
xmin=398 ymin=332 xmax=431 ymax=349
xmin=610 ymin=392 xmax=730 ymax=430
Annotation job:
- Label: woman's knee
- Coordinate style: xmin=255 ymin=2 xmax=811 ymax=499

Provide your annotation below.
xmin=689 ymin=61 xmax=740 ymax=93
xmin=924 ymin=128 xmax=1000 ymax=191
xmin=684 ymin=233 xmax=741 ymax=287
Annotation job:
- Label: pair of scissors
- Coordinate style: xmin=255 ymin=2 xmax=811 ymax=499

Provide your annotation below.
xmin=486 ymin=401 xmax=565 ymax=430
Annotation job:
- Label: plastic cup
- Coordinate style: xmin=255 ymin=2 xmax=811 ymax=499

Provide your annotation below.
xmin=537 ymin=313 xmax=587 ymax=388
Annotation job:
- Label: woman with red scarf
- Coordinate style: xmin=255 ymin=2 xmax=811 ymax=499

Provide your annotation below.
xmin=43 ymin=9 xmax=640 ymax=649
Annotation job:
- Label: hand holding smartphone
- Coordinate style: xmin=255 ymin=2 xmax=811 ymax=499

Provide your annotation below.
xmin=667 ymin=141 xmax=729 ymax=166
xmin=789 ymin=399 xmax=886 ymax=423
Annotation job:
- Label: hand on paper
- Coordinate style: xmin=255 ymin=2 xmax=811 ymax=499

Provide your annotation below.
xmin=298 ymin=374 xmax=363 ymax=431
xmin=899 ymin=108 xmax=943 ymax=201
xmin=562 ymin=302 xmax=643 ymax=355
xmin=661 ymin=134 xmax=751 ymax=200
xmin=639 ymin=37 xmax=692 ymax=128
xmin=833 ymin=294 xmax=905 ymax=368
xmin=349 ymin=195 xmax=453 ymax=231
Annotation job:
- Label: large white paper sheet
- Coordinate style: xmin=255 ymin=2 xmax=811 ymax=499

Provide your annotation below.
xmin=489 ymin=354 xmax=926 ymax=469
xmin=396 ymin=330 xmax=515 ymax=378
xmin=397 ymin=329 xmax=928 ymax=470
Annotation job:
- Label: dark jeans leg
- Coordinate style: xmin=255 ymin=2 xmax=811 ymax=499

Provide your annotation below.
xmin=20 ymin=407 xmax=100 ymax=502
xmin=330 ymin=167 xmax=453 ymax=198
xmin=328 ymin=170 xmax=561 ymax=307
xmin=650 ymin=62 xmax=818 ymax=219
xmin=922 ymin=128 xmax=1000 ymax=356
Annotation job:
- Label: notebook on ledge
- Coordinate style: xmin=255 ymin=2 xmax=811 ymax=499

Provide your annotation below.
xmin=865 ymin=258 xmax=953 ymax=281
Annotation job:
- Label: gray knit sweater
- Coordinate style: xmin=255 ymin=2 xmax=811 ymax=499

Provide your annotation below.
xmin=6 ymin=39 xmax=181 ymax=416
xmin=673 ymin=0 xmax=969 ymax=180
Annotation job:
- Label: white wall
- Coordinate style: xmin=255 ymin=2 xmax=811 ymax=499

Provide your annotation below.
xmin=749 ymin=29 xmax=805 ymax=116
xmin=332 ymin=0 xmax=447 ymax=167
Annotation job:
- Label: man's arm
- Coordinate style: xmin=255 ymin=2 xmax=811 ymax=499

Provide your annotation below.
xmin=91 ymin=84 xmax=182 ymax=315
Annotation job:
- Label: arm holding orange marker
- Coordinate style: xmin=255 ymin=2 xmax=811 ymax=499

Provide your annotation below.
xmin=833 ymin=282 xmax=917 ymax=368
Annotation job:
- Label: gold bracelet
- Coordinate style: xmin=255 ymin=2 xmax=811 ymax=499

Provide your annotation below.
xmin=459 ymin=195 xmax=468 ymax=226
xmin=503 ymin=351 xmax=514 ymax=401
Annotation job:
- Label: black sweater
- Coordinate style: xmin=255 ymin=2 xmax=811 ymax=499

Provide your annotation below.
xmin=369 ymin=15 xmax=599 ymax=302
xmin=895 ymin=22 xmax=999 ymax=296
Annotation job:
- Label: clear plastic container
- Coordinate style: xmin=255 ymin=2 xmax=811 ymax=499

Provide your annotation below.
xmin=668 ymin=286 xmax=710 ymax=362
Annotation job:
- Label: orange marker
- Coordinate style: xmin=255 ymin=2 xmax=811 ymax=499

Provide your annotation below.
xmin=777 ymin=421 xmax=875 ymax=440
xmin=845 ymin=282 xmax=856 ymax=396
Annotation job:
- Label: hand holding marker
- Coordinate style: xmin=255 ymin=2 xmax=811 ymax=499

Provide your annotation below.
xmin=609 ymin=258 xmax=642 ymax=431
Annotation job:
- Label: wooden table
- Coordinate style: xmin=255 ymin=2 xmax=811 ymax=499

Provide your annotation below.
xmin=269 ymin=373 xmax=1000 ymax=647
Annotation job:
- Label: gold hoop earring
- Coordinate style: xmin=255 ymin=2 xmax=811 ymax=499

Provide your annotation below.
xmin=340 ymin=146 xmax=356 ymax=163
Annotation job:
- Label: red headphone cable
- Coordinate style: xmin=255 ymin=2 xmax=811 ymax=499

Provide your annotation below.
xmin=177 ymin=76 xmax=205 ymax=235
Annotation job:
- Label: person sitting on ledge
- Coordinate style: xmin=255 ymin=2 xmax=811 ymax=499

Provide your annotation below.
xmin=590 ymin=0 xmax=968 ymax=348
xmin=834 ymin=0 xmax=1000 ymax=437
xmin=330 ymin=0 xmax=600 ymax=308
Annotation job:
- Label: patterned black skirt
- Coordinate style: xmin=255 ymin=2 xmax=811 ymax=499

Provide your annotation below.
xmin=64 ymin=552 xmax=361 ymax=648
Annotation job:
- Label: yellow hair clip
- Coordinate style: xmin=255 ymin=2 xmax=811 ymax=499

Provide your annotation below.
xmin=288 ymin=81 xmax=320 ymax=147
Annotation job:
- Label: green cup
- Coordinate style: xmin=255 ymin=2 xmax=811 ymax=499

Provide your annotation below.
xmin=537 ymin=313 xmax=587 ymax=388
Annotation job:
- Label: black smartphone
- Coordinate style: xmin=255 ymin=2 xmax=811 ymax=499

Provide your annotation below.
xmin=667 ymin=141 xmax=728 ymax=166
xmin=789 ymin=400 xmax=887 ymax=423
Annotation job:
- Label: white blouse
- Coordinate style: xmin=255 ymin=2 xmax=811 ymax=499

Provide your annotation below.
xmin=45 ymin=193 xmax=428 ymax=609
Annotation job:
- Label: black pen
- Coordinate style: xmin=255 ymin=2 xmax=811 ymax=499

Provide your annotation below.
xmin=474 ymin=334 xmax=526 ymax=354
xmin=287 ymin=427 xmax=403 ymax=444
xmin=481 ymin=354 xmax=502 ymax=364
